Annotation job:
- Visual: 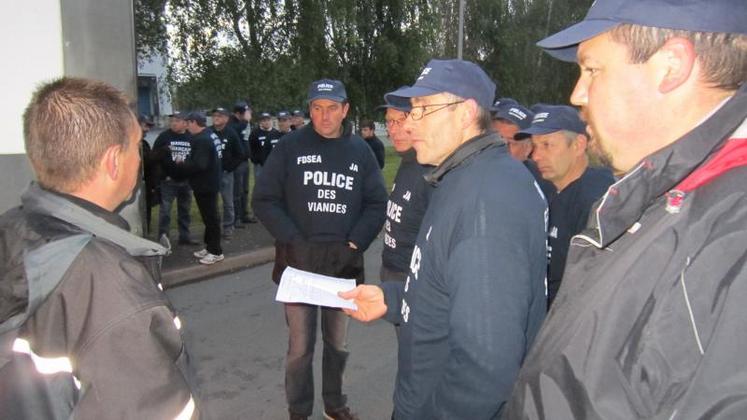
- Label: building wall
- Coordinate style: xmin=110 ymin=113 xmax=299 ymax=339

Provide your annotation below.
xmin=0 ymin=0 xmax=142 ymax=233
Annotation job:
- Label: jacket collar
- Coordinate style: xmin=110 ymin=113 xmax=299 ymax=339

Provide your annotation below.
xmin=22 ymin=183 xmax=168 ymax=257
xmin=581 ymin=84 xmax=747 ymax=248
xmin=425 ymin=132 xmax=502 ymax=186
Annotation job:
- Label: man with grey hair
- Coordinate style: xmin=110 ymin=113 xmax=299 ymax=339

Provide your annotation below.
xmin=505 ymin=0 xmax=747 ymax=418
xmin=341 ymin=59 xmax=547 ymax=419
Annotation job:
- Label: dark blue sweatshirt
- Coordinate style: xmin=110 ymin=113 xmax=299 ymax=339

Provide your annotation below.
xmin=252 ymin=123 xmax=387 ymax=250
xmin=382 ymin=133 xmax=547 ymax=419
xmin=382 ymin=149 xmax=432 ymax=274
xmin=546 ymin=166 xmax=614 ymax=306
xmin=152 ymin=129 xmax=192 ymax=181
xmin=170 ymin=128 xmax=222 ymax=194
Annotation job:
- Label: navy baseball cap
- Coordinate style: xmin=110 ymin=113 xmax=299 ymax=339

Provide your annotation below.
xmin=169 ymin=111 xmax=187 ymax=119
xmin=185 ymin=111 xmax=207 ymax=126
xmin=490 ymin=97 xmax=518 ymax=112
xmin=259 ymin=111 xmax=272 ymax=119
xmin=210 ymin=107 xmax=231 ymax=117
xmin=277 ymin=110 xmax=290 ymax=119
xmin=385 ymin=59 xmax=496 ymax=110
xmin=308 ymin=79 xmax=347 ymax=103
xmin=492 ymin=101 xmax=534 ymax=130
xmin=539 ymin=0 xmax=747 ymax=62
xmin=515 ymin=105 xmax=586 ymax=139
xmin=292 ymin=109 xmax=304 ymax=117
xmin=377 ymin=87 xmax=412 ymax=112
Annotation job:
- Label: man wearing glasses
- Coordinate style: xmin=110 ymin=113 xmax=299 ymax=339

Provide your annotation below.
xmin=341 ymin=59 xmax=547 ymax=419
xmin=379 ymin=96 xmax=432 ymax=311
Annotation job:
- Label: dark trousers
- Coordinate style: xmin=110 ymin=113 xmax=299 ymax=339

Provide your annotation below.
xmin=285 ymin=303 xmax=349 ymax=416
xmin=193 ymin=191 xmax=222 ymax=255
xmin=380 ymin=265 xmax=407 ymax=337
xmin=233 ymin=161 xmax=250 ymax=222
xmin=158 ymin=179 xmax=192 ymax=240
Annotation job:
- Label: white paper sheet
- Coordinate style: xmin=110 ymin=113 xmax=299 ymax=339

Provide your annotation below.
xmin=276 ymin=267 xmax=358 ymax=310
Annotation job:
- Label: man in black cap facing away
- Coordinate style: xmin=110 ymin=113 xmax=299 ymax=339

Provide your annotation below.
xmin=253 ymin=79 xmax=387 ymax=420
xmin=340 ymin=59 xmax=547 ymax=419
xmin=505 ymin=0 xmax=747 ymax=418
xmin=516 ymin=104 xmax=614 ymax=308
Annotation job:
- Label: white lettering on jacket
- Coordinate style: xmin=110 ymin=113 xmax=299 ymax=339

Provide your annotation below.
xmin=297 ymin=155 xmax=322 ymax=165
xmin=303 ymin=171 xmax=354 ymax=190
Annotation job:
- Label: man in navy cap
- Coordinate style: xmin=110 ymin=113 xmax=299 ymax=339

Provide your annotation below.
xmin=229 ymin=101 xmax=257 ymax=226
xmin=291 ymin=109 xmax=306 ymax=130
xmin=253 ymin=79 xmax=387 ymax=420
xmin=277 ymin=110 xmax=293 ymax=136
xmin=505 ymin=0 xmax=747 ymax=418
xmin=248 ymin=111 xmax=282 ymax=179
xmin=516 ymin=104 xmax=614 ymax=308
xmin=340 ymin=59 xmax=547 ymax=419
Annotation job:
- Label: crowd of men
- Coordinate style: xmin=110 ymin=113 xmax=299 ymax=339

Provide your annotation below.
xmin=1 ymin=0 xmax=745 ymax=418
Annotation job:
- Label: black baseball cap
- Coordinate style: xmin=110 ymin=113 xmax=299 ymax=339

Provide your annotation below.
xmin=138 ymin=114 xmax=155 ymax=126
xmin=292 ymin=109 xmax=304 ymax=117
xmin=515 ymin=105 xmax=586 ymax=139
xmin=169 ymin=111 xmax=187 ymax=119
xmin=210 ymin=107 xmax=231 ymax=117
xmin=233 ymin=101 xmax=251 ymax=113
xmin=185 ymin=111 xmax=207 ymax=126
xmin=385 ymin=59 xmax=495 ymax=110
xmin=308 ymin=79 xmax=348 ymax=103
xmin=258 ymin=111 xmax=272 ymax=119
xmin=277 ymin=110 xmax=290 ymax=120
xmin=538 ymin=0 xmax=747 ymax=62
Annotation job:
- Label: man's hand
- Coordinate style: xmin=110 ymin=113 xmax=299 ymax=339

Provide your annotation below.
xmin=338 ymin=285 xmax=386 ymax=322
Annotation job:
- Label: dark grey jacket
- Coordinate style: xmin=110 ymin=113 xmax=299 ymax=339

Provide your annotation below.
xmin=505 ymin=86 xmax=747 ymax=419
xmin=0 ymin=183 xmax=198 ymax=419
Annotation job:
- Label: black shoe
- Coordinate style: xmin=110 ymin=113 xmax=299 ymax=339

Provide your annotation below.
xmin=178 ymin=238 xmax=200 ymax=245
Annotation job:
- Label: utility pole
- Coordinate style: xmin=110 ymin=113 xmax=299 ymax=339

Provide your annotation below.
xmin=457 ymin=0 xmax=465 ymax=59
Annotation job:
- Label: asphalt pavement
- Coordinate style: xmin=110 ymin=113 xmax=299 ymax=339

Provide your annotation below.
xmin=166 ymin=238 xmax=398 ymax=420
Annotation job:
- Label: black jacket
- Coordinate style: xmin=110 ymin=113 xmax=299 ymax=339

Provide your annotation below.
xmin=211 ymin=125 xmax=243 ymax=172
xmin=381 ymin=149 xmax=432 ymax=275
xmin=252 ymin=123 xmax=387 ymax=284
xmin=169 ymin=128 xmax=223 ymax=193
xmin=546 ymin=166 xmax=614 ymax=306
xmin=0 ymin=183 xmax=198 ymax=419
xmin=153 ymin=129 xmax=192 ymax=181
xmin=365 ymin=135 xmax=386 ymax=169
xmin=382 ymin=133 xmax=547 ymax=419
xmin=505 ymin=86 xmax=747 ymax=419
xmin=248 ymin=127 xmax=282 ymax=165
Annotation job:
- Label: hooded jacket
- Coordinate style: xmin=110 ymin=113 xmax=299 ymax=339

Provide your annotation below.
xmin=0 ymin=183 xmax=198 ymax=419
xmin=505 ymin=86 xmax=747 ymax=419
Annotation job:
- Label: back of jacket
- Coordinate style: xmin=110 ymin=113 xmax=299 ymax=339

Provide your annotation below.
xmin=0 ymin=185 xmax=199 ymax=419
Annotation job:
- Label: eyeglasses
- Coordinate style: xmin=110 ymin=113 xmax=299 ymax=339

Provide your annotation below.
xmin=385 ymin=115 xmax=408 ymax=128
xmin=408 ymin=101 xmax=465 ymax=121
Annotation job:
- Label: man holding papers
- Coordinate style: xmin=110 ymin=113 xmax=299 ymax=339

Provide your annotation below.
xmin=253 ymin=79 xmax=387 ymax=420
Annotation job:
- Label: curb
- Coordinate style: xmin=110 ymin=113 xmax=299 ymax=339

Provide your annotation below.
xmin=162 ymin=246 xmax=275 ymax=289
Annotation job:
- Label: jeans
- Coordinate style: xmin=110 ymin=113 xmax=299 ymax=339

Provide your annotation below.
xmin=193 ymin=191 xmax=222 ymax=255
xmin=158 ymin=179 xmax=192 ymax=240
xmin=285 ymin=303 xmax=349 ymax=416
xmin=233 ymin=161 xmax=249 ymax=223
xmin=220 ymin=171 xmax=235 ymax=231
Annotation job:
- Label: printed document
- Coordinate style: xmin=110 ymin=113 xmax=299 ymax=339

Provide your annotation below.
xmin=276 ymin=267 xmax=358 ymax=310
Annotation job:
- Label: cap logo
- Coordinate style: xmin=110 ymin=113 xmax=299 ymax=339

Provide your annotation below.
xmin=417 ymin=67 xmax=432 ymax=81
xmin=533 ymin=112 xmax=549 ymax=123
xmin=317 ymin=83 xmax=334 ymax=92
xmin=509 ymin=107 xmax=527 ymax=120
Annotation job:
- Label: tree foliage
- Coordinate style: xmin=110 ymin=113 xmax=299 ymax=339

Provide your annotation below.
xmin=135 ymin=0 xmax=593 ymax=118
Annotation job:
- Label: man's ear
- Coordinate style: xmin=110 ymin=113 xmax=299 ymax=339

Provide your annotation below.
xmin=655 ymin=37 xmax=697 ymax=94
xmin=102 ymin=144 xmax=123 ymax=181
xmin=573 ymin=134 xmax=589 ymax=157
xmin=461 ymin=99 xmax=479 ymax=129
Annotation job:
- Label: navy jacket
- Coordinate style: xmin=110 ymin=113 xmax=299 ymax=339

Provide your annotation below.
xmin=383 ymin=133 xmax=547 ymax=419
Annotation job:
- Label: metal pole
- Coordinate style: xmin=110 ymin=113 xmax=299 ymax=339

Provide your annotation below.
xmin=457 ymin=0 xmax=465 ymax=59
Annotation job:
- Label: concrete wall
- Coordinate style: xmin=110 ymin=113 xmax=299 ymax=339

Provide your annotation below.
xmin=0 ymin=0 xmax=142 ymax=233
